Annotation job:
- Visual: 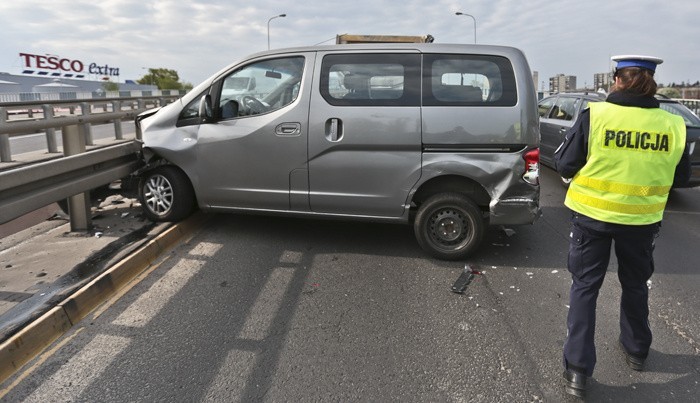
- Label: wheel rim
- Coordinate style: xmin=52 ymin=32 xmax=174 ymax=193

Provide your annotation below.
xmin=144 ymin=174 xmax=174 ymax=216
xmin=427 ymin=208 xmax=472 ymax=250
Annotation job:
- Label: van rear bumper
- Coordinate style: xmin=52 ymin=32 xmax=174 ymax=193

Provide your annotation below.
xmin=489 ymin=197 xmax=541 ymax=225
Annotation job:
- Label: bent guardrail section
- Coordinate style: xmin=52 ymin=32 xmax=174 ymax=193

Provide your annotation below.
xmin=0 ymin=96 xmax=173 ymax=229
xmin=0 ymin=141 xmax=140 ymax=225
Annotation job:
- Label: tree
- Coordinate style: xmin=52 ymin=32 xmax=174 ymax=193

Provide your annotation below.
xmin=657 ymin=87 xmax=681 ymax=98
xmin=137 ymin=68 xmax=192 ymax=90
xmin=102 ymin=81 xmax=119 ymax=92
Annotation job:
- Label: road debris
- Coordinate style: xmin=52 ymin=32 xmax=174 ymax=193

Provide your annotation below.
xmin=501 ymin=227 xmax=516 ymax=237
xmin=451 ymin=264 xmax=481 ymax=294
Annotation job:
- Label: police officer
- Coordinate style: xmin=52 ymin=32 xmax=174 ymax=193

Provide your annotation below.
xmin=554 ymin=55 xmax=690 ymax=398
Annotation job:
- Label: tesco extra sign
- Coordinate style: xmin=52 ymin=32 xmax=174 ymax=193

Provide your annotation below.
xmin=19 ymin=52 xmax=120 ymax=78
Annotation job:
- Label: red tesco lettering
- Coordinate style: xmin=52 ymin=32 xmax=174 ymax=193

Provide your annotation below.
xmin=20 ymin=52 xmax=84 ymax=73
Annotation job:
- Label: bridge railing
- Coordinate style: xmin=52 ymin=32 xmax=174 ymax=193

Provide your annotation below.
xmin=0 ymin=95 xmax=179 ymax=229
xmin=0 ymin=95 xmax=179 ymax=162
xmin=674 ymin=98 xmax=700 ymax=116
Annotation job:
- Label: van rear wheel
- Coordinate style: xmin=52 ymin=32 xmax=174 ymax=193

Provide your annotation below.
xmin=414 ymin=193 xmax=485 ymax=260
xmin=139 ymin=166 xmax=195 ymax=222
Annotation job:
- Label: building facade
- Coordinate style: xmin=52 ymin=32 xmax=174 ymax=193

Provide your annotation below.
xmin=594 ymin=72 xmax=612 ymax=92
xmin=549 ymin=74 xmax=577 ymax=93
xmin=0 ymin=72 xmax=160 ymax=102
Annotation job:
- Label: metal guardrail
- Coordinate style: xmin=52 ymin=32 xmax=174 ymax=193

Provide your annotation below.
xmin=0 ymin=96 xmax=178 ymax=228
xmin=0 ymin=96 xmax=177 ymax=161
xmin=0 ymin=141 xmax=140 ymax=226
xmin=675 ymin=98 xmax=700 ymax=116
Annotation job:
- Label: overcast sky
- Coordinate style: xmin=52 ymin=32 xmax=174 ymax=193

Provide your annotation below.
xmin=2 ymin=1 xmax=699 ymax=90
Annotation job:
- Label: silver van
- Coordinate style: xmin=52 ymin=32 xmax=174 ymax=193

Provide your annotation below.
xmin=134 ymin=43 xmax=541 ymax=260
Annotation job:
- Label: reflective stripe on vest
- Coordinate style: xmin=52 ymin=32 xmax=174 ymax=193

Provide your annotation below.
xmin=564 ymin=101 xmax=686 ymax=225
xmin=573 ymin=175 xmax=671 ymax=197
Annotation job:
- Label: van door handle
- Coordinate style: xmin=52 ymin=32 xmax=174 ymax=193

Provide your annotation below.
xmin=325 ymin=118 xmax=343 ymax=142
xmin=275 ymin=123 xmax=301 ymax=136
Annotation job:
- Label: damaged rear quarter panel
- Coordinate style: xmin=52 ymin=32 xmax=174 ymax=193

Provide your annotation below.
xmin=419 ymin=152 xmax=540 ymax=225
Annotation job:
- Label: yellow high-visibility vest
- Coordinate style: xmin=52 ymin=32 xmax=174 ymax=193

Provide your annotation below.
xmin=565 ymin=101 xmax=686 ymax=224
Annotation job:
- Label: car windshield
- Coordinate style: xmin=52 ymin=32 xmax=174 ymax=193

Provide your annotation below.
xmin=659 ymin=101 xmax=700 ymax=127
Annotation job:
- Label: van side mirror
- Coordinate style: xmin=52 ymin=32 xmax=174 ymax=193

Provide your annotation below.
xmin=198 ymin=94 xmax=213 ymax=122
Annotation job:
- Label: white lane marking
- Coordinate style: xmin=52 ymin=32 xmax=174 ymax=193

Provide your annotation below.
xmin=237 ymin=267 xmax=295 ymax=341
xmin=112 ymin=242 xmax=221 ymax=327
xmin=204 ymin=349 xmax=258 ymax=402
xmin=189 ymin=241 xmax=223 ymax=258
xmin=278 ymin=250 xmax=303 ymax=264
xmin=112 ymin=258 xmax=204 ymax=327
xmin=23 ymin=334 xmax=130 ymax=403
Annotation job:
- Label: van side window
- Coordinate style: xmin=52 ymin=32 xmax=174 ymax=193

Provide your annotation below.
xmin=176 ymin=90 xmax=208 ymax=127
xmin=320 ymin=54 xmax=420 ymax=106
xmin=423 ymin=55 xmax=517 ymax=106
xmin=181 ymin=95 xmax=202 ymax=120
xmin=218 ymin=56 xmax=304 ymax=119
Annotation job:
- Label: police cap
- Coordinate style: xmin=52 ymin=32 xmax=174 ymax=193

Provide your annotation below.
xmin=612 ymin=55 xmax=663 ymax=74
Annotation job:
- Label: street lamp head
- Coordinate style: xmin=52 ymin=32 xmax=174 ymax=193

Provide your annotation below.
xmin=268 ymin=14 xmax=288 ymax=50
xmin=454 ymin=11 xmax=477 ymax=44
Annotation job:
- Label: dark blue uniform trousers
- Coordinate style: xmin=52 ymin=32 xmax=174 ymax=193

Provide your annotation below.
xmin=563 ymin=212 xmax=659 ymax=377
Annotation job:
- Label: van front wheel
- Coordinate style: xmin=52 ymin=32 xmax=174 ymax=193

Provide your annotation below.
xmin=139 ymin=166 xmax=195 ymax=222
xmin=414 ymin=193 xmax=485 ymax=260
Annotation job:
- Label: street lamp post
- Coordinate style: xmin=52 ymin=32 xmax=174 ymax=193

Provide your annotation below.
xmin=455 ymin=12 xmax=477 ymax=44
xmin=267 ymin=13 xmax=287 ymax=50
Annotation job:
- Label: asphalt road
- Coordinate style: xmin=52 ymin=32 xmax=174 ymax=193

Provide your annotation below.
xmin=2 ymin=167 xmax=699 ymax=402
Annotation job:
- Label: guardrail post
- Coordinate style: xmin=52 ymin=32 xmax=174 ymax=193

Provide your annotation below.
xmin=80 ymin=102 xmax=94 ymax=146
xmin=42 ymin=104 xmax=59 ymax=153
xmin=112 ymin=100 xmax=123 ymax=140
xmin=62 ymin=124 xmax=91 ymax=231
xmin=0 ymin=108 xmax=12 ymax=162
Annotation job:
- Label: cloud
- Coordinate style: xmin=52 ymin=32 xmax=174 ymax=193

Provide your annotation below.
xmin=1 ymin=0 xmax=699 ymax=87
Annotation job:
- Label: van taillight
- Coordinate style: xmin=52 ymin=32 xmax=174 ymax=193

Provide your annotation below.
xmin=522 ymin=148 xmax=539 ymax=185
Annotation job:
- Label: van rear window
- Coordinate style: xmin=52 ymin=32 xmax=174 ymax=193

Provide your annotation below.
xmin=422 ymin=54 xmax=517 ymax=107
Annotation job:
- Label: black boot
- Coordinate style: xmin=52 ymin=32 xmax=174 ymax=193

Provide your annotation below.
xmin=619 ymin=341 xmax=645 ymax=371
xmin=563 ymin=369 xmax=587 ymax=398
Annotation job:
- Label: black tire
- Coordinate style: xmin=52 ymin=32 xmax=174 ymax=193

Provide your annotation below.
xmin=414 ymin=193 xmax=485 ymax=260
xmin=139 ymin=166 xmax=195 ymax=222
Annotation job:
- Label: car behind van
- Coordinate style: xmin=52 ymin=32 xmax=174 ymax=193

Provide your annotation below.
xmin=134 ymin=43 xmax=541 ymax=260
